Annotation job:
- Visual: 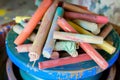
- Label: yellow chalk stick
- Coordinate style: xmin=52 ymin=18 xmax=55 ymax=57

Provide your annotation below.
xmin=68 ymin=21 xmax=116 ymax=54
xmin=14 ymin=16 xmax=31 ymax=23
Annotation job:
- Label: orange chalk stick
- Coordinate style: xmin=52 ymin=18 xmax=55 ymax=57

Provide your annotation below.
xmin=15 ymin=44 xmax=32 ymax=53
xmin=57 ymin=17 xmax=77 ymax=33
xmin=14 ymin=0 xmax=53 ymax=45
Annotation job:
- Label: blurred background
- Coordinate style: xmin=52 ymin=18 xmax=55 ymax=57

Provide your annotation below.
xmin=0 ymin=0 xmax=36 ymax=24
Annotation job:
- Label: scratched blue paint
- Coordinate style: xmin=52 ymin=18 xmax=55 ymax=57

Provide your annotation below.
xmin=82 ymin=67 xmax=97 ymax=78
xmin=6 ymin=28 xmax=120 ymax=80
xmin=20 ymin=68 xmax=102 ymax=80
xmin=20 ymin=69 xmax=43 ymax=80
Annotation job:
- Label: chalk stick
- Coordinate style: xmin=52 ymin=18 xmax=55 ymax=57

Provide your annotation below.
xmin=15 ymin=42 xmax=78 ymax=58
xmin=38 ymin=53 xmax=92 ymax=69
xmin=53 ymin=31 xmax=103 ymax=44
xmin=15 ymin=44 xmax=32 ymax=53
xmin=14 ymin=16 xmax=31 ymax=23
xmin=15 ymin=41 xmax=76 ymax=56
xmin=68 ymin=21 xmax=116 ymax=54
xmin=62 ymin=2 xmax=94 ymax=14
xmin=13 ymin=25 xmax=23 ymax=34
xmin=19 ymin=21 xmax=40 ymax=30
xmin=14 ymin=0 xmax=53 ymax=45
xmin=64 ymin=12 xmax=109 ymax=24
xmin=57 ymin=17 xmax=108 ymax=70
xmin=54 ymin=41 xmax=78 ymax=57
xmin=63 ymin=2 xmax=103 ymax=34
xmin=12 ymin=25 xmax=36 ymax=42
xmin=73 ymin=19 xmax=100 ymax=34
xmin=29 ymin=0 xmax=59 ymax=62
xmin=42 ymin=7 xmax=64 ymax=59
xmin=50 ymin=51 xmax=59 ymax=59
xmin=57 ymin=17 xmax=77 ymax=33
xmin=98 ymin=24 xmax=105 ymax=29
xmin=98 ymin=24 xmax=113 ymax=39
xmin=79 ymin=42 xmax=109 ymax=70
xmin=19 ymin=21 xmax=27 ymax=27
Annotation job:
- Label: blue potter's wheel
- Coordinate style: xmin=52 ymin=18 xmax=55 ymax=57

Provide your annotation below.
xmin=19 ymin=68 xmax=103 ymax=80
xmin=6 ymin=29 xmax=120 ymax=80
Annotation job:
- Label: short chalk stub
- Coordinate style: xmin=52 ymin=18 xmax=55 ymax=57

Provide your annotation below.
xmin=28 ymin=52 xmax=39 ymax=62
xmin=42 ymin=51 xmax=52 ymax=59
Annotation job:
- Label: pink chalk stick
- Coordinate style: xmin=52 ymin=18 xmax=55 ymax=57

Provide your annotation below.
xmin=64 ymin=12 xmax=108 ymax=24
xmin=15 ymin=44 xmax=59 ymax=59
xmin=79 ymin=42 xmax=108 ymax=70
xmin=57 ymin=17 xmax=77 ymax=33
xmin=38 ymin=53 xmax=92 ymax=69
xmin=15 ymin=44 xmax=32 ymax=53
xmin=57 ymin=17 xmax=108 ymax=70
xmin=50 ymin=51 xmax=59 ymax=59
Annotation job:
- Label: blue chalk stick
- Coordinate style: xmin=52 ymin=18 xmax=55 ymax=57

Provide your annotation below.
xmin=42 ymin=7 xmax=64 ymax=58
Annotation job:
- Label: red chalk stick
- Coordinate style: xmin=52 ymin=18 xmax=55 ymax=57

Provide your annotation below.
xmin=38 ymin=53 xmax=92 ymax=69
xmin=57 ymin=17 xmax=108 ymax=70
xmin=15 ymin=44 xmax=32 ymax=53
xmin=57 ymin=17 xmax=77 ymax=33
xmin=64 ymin=12 xmax=108 ymax=24
xmin=79 ymin=42 xmax=108 ymax=70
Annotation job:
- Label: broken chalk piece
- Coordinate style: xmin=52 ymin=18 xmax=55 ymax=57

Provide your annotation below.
xmin=38 ymin=53 xmax=92 ymax=69
xmin=53 ymin=31 xmax=103 ymax=44
xmin=54 ymin=40 xmax=78 ymax=57
xmin=42 ymin=7 xmax=64 ymax=59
